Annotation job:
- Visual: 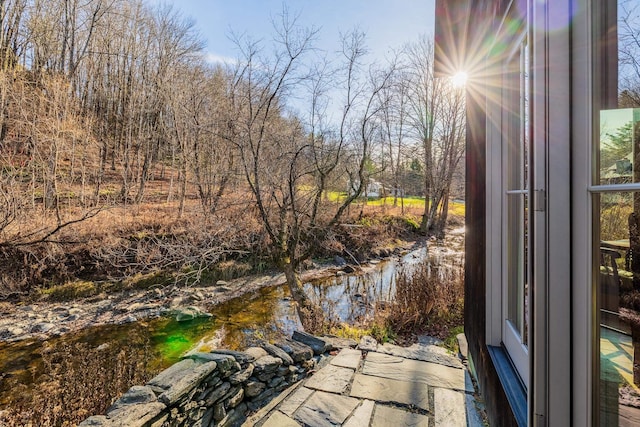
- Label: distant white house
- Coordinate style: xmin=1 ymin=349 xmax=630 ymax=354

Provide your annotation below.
xmin=349 ymin=179 xmax=385 ymax=198
xmin=365 ymin=180 xmax=384 ymax=198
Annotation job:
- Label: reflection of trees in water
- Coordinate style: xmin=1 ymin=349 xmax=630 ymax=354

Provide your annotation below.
xmin=302 ymin=252 xmax=439 ymax=325
xmin=214 ymin=286 xmax=300 ymax=349
xmin=0 ymin=328 xmax=156 ymax=427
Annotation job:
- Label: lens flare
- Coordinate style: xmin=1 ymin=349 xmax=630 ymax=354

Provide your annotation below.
xmin=452 ymin=71 xmax=469 ymax=87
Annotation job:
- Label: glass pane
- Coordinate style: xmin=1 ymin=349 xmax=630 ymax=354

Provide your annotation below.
xmin=599 ymin=109 xmax=640 ymax=185
xmin=596 ymin=1 xmax=640 ymax=185
xmin=596 ymin=191 xmax=640 ymax=425
xmin=505 ymin=41 xmax=530 ymax=348
xmin=507 ymin=192 xmax=528 ymax=338
xmin=595 ymin=1 xmax=640 ymax=424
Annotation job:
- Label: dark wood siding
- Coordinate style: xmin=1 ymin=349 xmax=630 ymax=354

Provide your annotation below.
xmin=435 ymin=0 xmax=523 ymax=425
xmin=465 ymin=89 xmax=519 ymax=427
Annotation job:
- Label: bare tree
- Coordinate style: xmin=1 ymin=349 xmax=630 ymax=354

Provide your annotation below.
xmin=0 ymin=0 xmax=27 ymax=71
xmin=404 ymin=36 xmax=465 ymax=234
xmin=223 ymin=12 xmax=394 ymax=328
xmin=378 ymin=64 xmax=410 ymax=210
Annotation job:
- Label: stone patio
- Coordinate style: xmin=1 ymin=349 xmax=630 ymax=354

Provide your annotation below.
xmin=244 ymin=335 xmax=485 ymax=427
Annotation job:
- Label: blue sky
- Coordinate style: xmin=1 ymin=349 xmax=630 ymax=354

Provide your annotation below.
xmin=149 ymin=0 xmax=435 ymax=65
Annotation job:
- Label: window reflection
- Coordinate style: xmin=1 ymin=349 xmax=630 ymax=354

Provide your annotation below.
xmin=596 ymin=1 xmax=640 ymax=425
xmin=599 ymin=109 xmax=640 ymax=185
xmin=598 ymin=192 xmax=640 ymax=426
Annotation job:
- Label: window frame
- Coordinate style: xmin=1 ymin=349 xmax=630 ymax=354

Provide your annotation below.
xmin=486 ymin=0 xmax=574 ymax=424
xmin=501 ymin=36 xmax=532 ymax=387
xmin=485 ymin=0 xmax=532 ymax=387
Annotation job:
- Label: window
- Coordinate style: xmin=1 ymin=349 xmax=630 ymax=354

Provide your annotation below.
xmin=485 ymin=1 xmax=533 ymax=391
xmin=593 ymin=1 xmax=640 ymax=425
xmin=503 ymin=39 xmax=531 ymax=386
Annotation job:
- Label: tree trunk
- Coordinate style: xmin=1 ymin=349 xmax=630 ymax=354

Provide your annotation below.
xmin=282 ymin=259 xmax=324 ymax=331
xmin=44 ymin=142 xmax=58 ymax=210
xmin=420 ymin=137 xmax=432 ymax=234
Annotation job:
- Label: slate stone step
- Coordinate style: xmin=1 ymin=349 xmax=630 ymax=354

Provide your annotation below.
xmin=304 ymin=364 xmax=355 ymax=394
xmin=376 ymin=342 xmax=464 ymax=369
xmin=362 ymin=352 xmax=471 ymax=392
xmin=330 ymin=348 xmax=362 ymax=370
xmin=371 ymin=405 xmax=430 ymax=427
xmin=434 ymin=388 xmax=466 ymax=427
xmin=294 ymin=391 xmax=360 ymax=427
xmin=350 ymin=373 xmax=430 ymax=411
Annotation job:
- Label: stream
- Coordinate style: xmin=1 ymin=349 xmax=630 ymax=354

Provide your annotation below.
xmin=0 ymin=240 xmax=461 ymax=426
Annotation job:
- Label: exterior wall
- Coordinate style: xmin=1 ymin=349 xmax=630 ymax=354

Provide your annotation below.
xmin=465 ymin=85 xmax=519 ymax=427
xmin=435 ymin=1 xmax=520 ymax=425
xmin=436 ymin=0 xmax=579 ymax=425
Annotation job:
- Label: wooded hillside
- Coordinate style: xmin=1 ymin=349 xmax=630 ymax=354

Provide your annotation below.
xmin=0 ymin=0 xmax=465 ymax=299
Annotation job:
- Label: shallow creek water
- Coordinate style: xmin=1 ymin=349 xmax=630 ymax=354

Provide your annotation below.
xmin=0 ymin=247 xmax=433 ymax=425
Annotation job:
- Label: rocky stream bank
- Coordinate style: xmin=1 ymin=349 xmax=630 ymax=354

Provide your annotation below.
xmin=0 ymin=246 xmax=414 ymax=345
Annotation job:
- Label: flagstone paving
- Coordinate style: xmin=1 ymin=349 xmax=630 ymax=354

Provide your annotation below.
xmin=362 ymin=352 xmax=471 ymax=393
xmin=371 ymin=404 xmax=430 ymax=427
xmin=330 ymin=348 xmax=362 ymax=370
xmin=245 ymin=335 xmax=485 ymax=427
xmin=304 ymin=365 xmax=355 ymax=394
xmin=434 ymin=388 xmax=466 ymax=427
xmin=350 ymin=374 xmax=430 ymax=410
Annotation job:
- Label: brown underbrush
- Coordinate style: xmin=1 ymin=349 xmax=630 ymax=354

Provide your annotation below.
xmin=0 ymin=328 xmax=157 ymax=427
xmin=380 ymin=255 xmax=465 ymax=340
xmin=0 ymin=197 xmax=428 ymax=303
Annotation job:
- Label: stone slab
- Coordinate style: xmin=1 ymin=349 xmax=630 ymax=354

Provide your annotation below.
xmin=350 ymin=374 xmax=430 ymax=411
xmin=185 ymin=352 xmax=235 ymax=371
xmin=147 ymin=359 xmax=219 ymax=405
xmin=371 ymin=405 xmax=429 ymax=427
xmin=343 ymin=400 xmax=375 ymax=427
xmin=105 ymin=402 xmax=166 ymax=427
xmin=245 ymin=347 xmax=269 ymax=360
xmin=261 ymin=411 xmax=301 ymax=427
xmin=294 ymin=391 xmax=360 ymax=427
xmin=304 ymin=364 xmax=355 ymax=394
xmin=279 ymin=386 xmax=314 ymax=417
xmin=275 ymin=339 xmax=314 ymax=362
xmin=261 ymin=341 xmax=295 ymax=366
xmin=376 ymin=342 xmax=463 ymax=369
xmin=242 ymin=382 xmax=301 ymax=427
xmin=456 ymin=333 xmax=468 ymax=361
xmin=107 ymin=386 xmax=157 ymax=412
xmin=321 ymin=336 xmax=358 ymax=350
xmin=254 ymin=355 xmax=283 ymax=374
xmin=211 ymin=349 xmax=255 ymax=364
xmin=147 ymin=359 xmax=199 ymax=391
xmin=434 ymin=388 xmax=465 ymax=427
xmin=78 ymin=416 xmax=108 ymax=426
xmin=363 ymin=352 xmax=471 ymax=392
xmin=358 ymin=335 xmax=378 ymax=351
xmin=292 ymin=331 xmax=330 ymax=355
xmin=330 ymin=348 xmax=362 ymax=370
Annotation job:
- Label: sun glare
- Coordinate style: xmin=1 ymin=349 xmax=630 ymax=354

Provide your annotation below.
xmin=452 ymin=71 xmax=469 ymax=87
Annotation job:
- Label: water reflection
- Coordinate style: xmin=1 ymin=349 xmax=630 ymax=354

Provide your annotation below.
xmin=0 ymin=248 xmax=430 ymax=426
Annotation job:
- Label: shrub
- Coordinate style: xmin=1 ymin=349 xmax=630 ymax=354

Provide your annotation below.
xmin=383 ymin=258 xmax=464 ymax=336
